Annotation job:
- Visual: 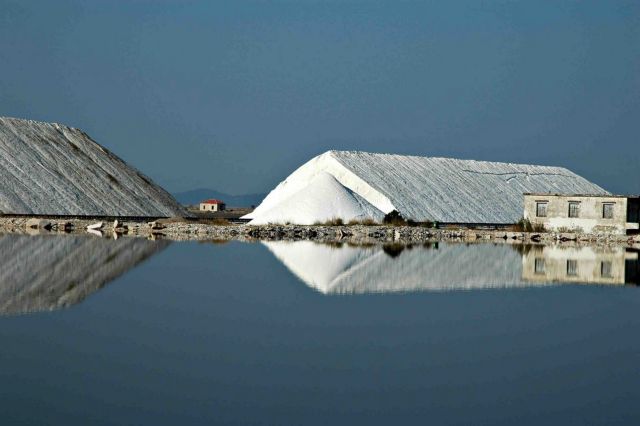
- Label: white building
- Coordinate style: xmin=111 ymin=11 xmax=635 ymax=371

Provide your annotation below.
xmin=199 ymin=199 xmax=225 ymax=212
xmin=524 ymin=193 xmax=640 ymax=235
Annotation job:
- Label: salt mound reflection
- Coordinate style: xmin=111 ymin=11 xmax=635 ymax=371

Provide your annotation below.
xmin=0 ymin=234 xmax=169 ymax=315
xmin=264 ymin=241 xmax=529 ymax=294
xmin=264 ymin=241 xmax=640 ymax=294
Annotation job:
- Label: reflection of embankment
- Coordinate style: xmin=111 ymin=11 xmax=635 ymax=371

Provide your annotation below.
xmin=0 ymin=234 xmax=170 ymax=315
xmin=522 ymin=246 xmax=640 ymax=286
xmin=263 ymin=241 xmax=530 ymax=294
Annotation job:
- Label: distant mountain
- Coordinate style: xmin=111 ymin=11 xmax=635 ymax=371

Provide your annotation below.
xmin=173 ymin=188 xmax=266 ymax=208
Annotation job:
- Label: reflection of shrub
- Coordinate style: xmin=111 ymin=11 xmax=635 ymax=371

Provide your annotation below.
xmin=382 ymin=243 xmax=405 ymax=258
xmin=322 ymin=242 xmax=345 ymax=248
xmin=346 ymin=242 xmax=376 ymax=248
xmin=510 ymin=244 xmax=535 ymax=255
xmin=198 ymin=239 xmax=230 ymax=245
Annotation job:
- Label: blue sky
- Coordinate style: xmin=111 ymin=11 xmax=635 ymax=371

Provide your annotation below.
xmin=1 ymin=0 xmax=638 ymax=194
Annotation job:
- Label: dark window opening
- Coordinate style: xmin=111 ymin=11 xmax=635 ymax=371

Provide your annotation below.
xmin=568 ymin=202 xmax=580 ymax=218
xmin=536 ymin=202 xmax=548 ymax=218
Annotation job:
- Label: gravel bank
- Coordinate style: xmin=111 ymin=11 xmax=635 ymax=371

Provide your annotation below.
xmin=1 ymin=216 xmax=639 ymax=248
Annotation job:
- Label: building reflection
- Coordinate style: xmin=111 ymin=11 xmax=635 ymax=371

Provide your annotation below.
xmin=522 ymin=246 xmax=640 ymax=286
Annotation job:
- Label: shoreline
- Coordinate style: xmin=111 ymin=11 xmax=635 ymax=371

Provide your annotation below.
xmin=1 ymin=215 xmax=639 ymax=248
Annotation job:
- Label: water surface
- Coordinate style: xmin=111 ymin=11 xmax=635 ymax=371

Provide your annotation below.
xmin=0 ymin=235 xmax=638 ymax=425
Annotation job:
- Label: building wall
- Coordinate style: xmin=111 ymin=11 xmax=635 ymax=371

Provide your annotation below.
xmin=522 ymin=245 xmax=635 ymax=285
xmin=199 ymin=203 xmax=221 ymax=212
xmin=524 ymin=195 xmax=630 ymax=235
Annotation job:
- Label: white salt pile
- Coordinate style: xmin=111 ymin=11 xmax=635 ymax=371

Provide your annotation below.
xmin=263 ymin=241 xmax=535 ymax=294
xmin=0 ymin=117 xmax=186 ymax=216
xmin=245 ymin=150 xmax=607 ymax=225
xmin=246 ymin=172 xmax=383 ymax=225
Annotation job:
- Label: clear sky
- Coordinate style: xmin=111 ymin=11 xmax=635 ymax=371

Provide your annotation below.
xmin=1 ymin=0 xmax=638 ymax=195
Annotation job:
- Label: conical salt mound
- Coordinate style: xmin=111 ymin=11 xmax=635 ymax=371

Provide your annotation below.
xmin=247 ymin=172 xmax=383 ymax=225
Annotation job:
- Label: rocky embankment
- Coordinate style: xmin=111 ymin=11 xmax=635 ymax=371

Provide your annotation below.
xmin=1 ymin=216 xmax=639 ymax=248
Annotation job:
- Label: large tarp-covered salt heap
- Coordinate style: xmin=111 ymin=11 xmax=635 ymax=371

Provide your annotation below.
xmin=0 ymin=117 xmax=186 ymax=216
xmin=244 ymin=150 xmax=608 ymax=225
xmin=0 ymin=234 xmax=169 ymax=315
xmin=263 ymin=241 xmax=532 ymax=294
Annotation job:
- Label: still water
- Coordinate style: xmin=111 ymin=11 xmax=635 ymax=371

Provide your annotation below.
xmin=0 ymin=234 xmax=639 ymax=425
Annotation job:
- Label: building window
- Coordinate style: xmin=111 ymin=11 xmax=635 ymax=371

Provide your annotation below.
xmin=603 ymin=203 xmax=614 ymax=219
xmin=567 ymin=259 xmax=578 ymax=276
xmin=601 ymin=261 xmax=613 ymax=278
xmin=534 ymin=258 xmax=546 ymax=274
xmin=568 ymin=202 xmax=580 ymax=218
xmin=536 ymin=202 xmax=548 ymax=217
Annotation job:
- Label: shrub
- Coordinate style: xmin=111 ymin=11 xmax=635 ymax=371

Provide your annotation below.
xmin=556 ymin=226 xmax=582 ymax=233
xmin=419 ymin=221 xmax=436 ymax=228
xmin=383 ymin=210 xmax=408 ymax=226
xmin=347 ymin=218 xmax=379 ymax=226
xmin=514 ymin=218 xmax=545 ymax=233
xmin=210 ymin=218 xmax=230 ymax=226
xmin=315 ymin=217 xmax=344 ymax=226
xmin=532 ymin=223 xmax=546 ymax=232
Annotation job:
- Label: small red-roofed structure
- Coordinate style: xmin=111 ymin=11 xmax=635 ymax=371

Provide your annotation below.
xmin=199 ymin=199 xmax=226 ymax=212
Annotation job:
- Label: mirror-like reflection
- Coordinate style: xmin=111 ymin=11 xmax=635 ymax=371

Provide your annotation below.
xmin=0 ymin=235 xmax=637 ymax=316
xmin=264 ymin=241 xmax=640 ymax=294
xmin=522 ymin=245 xmax=640 ymax=285
xmin=0 ymin=234 xmax=169 ymax=315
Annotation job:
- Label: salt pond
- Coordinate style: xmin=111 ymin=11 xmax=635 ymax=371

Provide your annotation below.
xmin=0 ymin=234 xmax=639 ymax=424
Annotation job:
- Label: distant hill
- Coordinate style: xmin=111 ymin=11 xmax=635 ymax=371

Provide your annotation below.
xmin=173 ymin=188 xmax=266 ymax=208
